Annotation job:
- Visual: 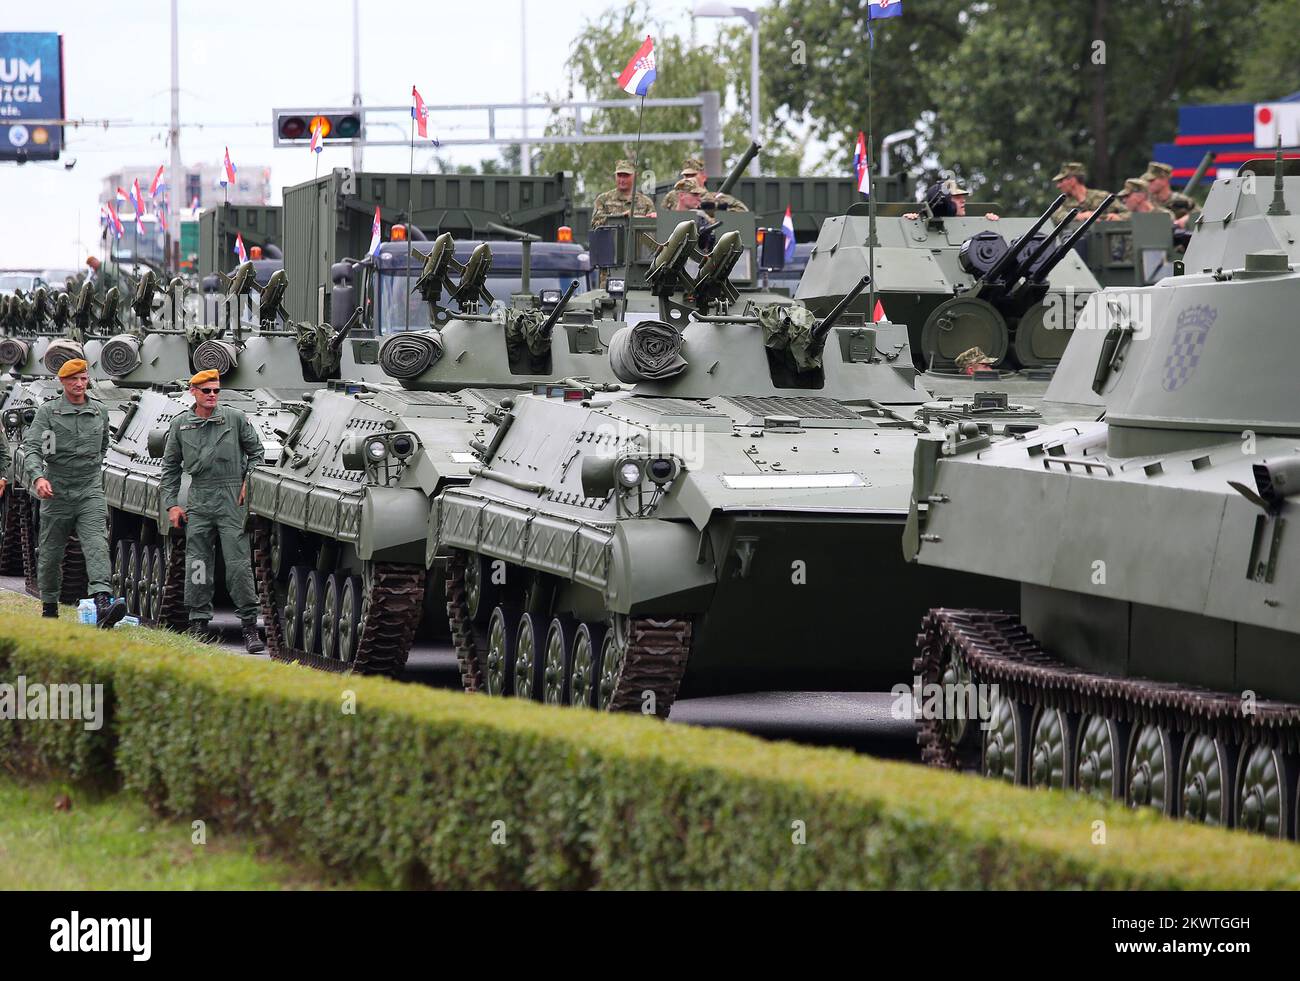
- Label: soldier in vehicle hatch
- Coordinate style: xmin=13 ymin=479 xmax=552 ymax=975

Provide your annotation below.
xmin=590 ymin=160 xmax=656 ymax=229
xmin=1051 ymin=162 xmax=1121 ymax=224
xmin=160 ymin=369 xmax=266 ymax=653
xmin=662 ymin=156 xmax=749 ymax=213
xmin=1142 ymin=161 xmax=1201 ymax=229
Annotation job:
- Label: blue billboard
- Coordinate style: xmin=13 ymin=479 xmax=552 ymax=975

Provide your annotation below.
xmin=0 ymin=32 xmax=64 ymax=162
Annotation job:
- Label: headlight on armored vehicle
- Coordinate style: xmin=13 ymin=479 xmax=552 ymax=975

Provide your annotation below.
xmin=1254 ymin=455 xmax=1300 ymax=507
xmin=617 ymin=460 xmax=644 ymax=489
xmin=390 ymin=434 xmax=416 ymax=460
xmin=2 ymin=408 xmax=20 ymax=430
xmin=647 ymin=457 xmax=679 ymax=485
xmin=366 ymin=438 xmax=389 ymax=463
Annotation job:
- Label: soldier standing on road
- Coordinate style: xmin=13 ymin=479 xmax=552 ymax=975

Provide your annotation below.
xmin=590 ymin=160 xmax=657 ymax=229
xmin=1142 ymin=161 xmax=1201 ymax=229
xmin=663 ymin=157 xmax=750 ymax=213
xmin=160 ymin=369 xmax=266 ymax=653
xmin=1051 ymin=162 xmax=1120 ymax=224
xmin=21 ymin=359 xmax=127 ymax=626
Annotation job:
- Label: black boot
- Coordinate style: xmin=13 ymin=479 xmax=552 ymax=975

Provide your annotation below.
xmin=186 ymin=620 xmax=218 ymax=643
xmin=94 ymin=592 xmax=127 ymax=629
xmin=242 ymin=619 xmax=265 ymax=654
xmin=42 ymin=602 xmax=58 ymax=619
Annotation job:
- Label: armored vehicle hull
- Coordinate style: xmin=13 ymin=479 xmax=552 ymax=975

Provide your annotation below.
xmin=906 ymin=161 xmax=1300 ymax=837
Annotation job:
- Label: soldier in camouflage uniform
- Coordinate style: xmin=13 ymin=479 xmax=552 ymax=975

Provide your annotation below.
xmin=1103 ymin=177 xmax=1175 ymax=221
xmin=1142 ymin=161 xmax=1201 ymax=229
xmin=662 ymin=156 xmax=750 ymax=213
xmin=21 ymin=358 xmax=127 ymax=626
xmin=161 ymin=369 xmax=266 ymax=652
xmin=667 ymin=176 xmax=706 ymax=211
xmin=1051 ymin=162 xmax=1121 ymax=224
xmin=590 ymin=159 xmax=656 ymax=229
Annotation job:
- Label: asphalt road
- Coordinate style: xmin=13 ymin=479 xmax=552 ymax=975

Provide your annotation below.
xmin=2 ymin=575 xmax=921 ymax=758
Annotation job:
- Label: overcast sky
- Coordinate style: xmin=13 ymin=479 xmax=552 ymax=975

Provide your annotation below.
xmin=3 ymin=0 xmax=727 ymax=270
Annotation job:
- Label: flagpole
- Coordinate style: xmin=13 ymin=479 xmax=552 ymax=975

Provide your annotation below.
xmin=623 ymin=92 xmax=647 ymax=299
xmin=405 ymin=103 xmax=416 ymax=332
xmin=866 ymin=16 xmax=878 ymax=324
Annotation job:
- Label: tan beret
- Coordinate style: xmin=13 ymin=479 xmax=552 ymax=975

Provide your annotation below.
xmin=189 ymin=369 xmax=220 ymax=387
xmin=57 ymin=358 xmax=89 ymax=378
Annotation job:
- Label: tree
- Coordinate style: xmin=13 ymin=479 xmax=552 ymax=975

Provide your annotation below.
xmin=537 ymin=2 xmax=804 ymax=204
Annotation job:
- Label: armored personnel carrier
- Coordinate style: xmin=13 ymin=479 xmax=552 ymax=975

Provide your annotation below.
xmin=906 ymin=154 xmax=1300 ymax=837
xmin=430 ymin=218 xmax=1029 ymax=716
xmin=246 ymin=229 xmax=632 ymax=674
xmin=99 ymin=264 xmax=377 ymax=630
xmin=796 ymin=194 xmax=1108 ymax=371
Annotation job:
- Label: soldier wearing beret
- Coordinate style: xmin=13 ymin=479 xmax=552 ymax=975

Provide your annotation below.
xmin=21 ymin=358 xmax=126 ymax=625
xmin=663 ymin=156 xmax=750 ymax=213
xmin=1051 ymin=162 xmax=1121 ymax=224
xmin=160 ymin=369 xmax=265 ymax=652
xmin=590 ymin=159 xmax=656 ymax=229
xmin=1142 ymin=161 xmax=1201 ymax=229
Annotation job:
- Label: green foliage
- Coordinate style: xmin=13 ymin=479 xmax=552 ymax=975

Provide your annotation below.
xmin=3 ymin=595 xmax=1299 ymax=889
xmin=1229 ymin=0 xmax=1300 ymax=102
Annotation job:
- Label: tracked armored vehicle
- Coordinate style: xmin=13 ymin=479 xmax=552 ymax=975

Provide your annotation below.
xmin=247 ymin=230 xmax=631 ymax=674
xmin=906 ymin=155 xmax=1300 ymax=838
xmin=431 ymin=218 xmax=1032 ymax=716
xmin=796 ymin=195 xmax=1108 ymax=371
xmin=99 ymin=264 xmax=378 ymax=630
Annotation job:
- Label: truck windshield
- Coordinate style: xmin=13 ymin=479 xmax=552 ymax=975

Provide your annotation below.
xmin=373 ymin=268 xmax=591 ymax=335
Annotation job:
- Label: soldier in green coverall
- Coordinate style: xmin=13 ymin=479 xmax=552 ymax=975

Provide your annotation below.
xmin=21 ymin=358 xmax=127 ymax=626
xmin=160 ymin=369 xmax=266 ymax=653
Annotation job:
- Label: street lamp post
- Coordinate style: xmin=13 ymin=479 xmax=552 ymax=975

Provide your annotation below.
xmin=693 ymin=1 xmax=761 ymax=176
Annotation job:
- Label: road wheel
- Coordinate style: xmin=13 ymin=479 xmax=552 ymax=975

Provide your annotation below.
xmin=1075 ymin=714 xmax=1128 ymax=800
xmin=543 ymin=615 xmax=578 ymax=706
xmin=596 ymin=626 xmax=627 ymax=712
xmin=1179 ymin=733 xmax=1235 ymax=827
xmin=336 ymin=576 xmax=363 ymax=666
xmin=1236 ymin=744 xmax=1296 ymax=838
xmin=125 ymin=540 xmax=142 ymax=615
xmin=569 ymin=622 xmax=605 ymax=709
xmin=513 ymin=613 xmax=545 ymax=700
xmin=301 ymin=570 xmax=326 ymax=656
xmin=283 ymin=565 xmax=310 ymax=652
xmin=141 ymin=545 xmax=162 ymax=625
xmin=485 ymin=605 xmax=520 ymax=696
xmin=320 ymin=573 xmax=342 ymax=661
xmin=111 ymin=539 xmax=131 ymax=600
xmin=1029 ymin=706 xmax=1077 ymax=790
xmin=465 ymin=552 xmax=503 ymax=624
xmin=1125 ymin=723 xmax=1181 ymax=816
xmin=982 ymin=690 xmax=1031 ymax=785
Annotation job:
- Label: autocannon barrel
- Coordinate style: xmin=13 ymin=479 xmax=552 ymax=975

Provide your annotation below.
xmin=1028 ymin=193 xmax=1117 ymax=283
xmin=1013 ymin=207 xmax=1079 ymax=281
xmin=982 ymin=194 xmax=1067 ymax=285
xmin=328 ymin=305 xmax=365 ymax=355
xmin=811 ymin=273 xmax=872 ymax=348
xmin=537 ymin=279 xmax=582 ymax=341
xmin=717 ymin=142 xmax=762 ymax=198
xmin=1186 ymin=151 xmax=1217 ymax=194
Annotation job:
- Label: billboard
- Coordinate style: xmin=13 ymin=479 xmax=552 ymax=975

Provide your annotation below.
xmin=0 ymin=32 xmax=64 ymax=162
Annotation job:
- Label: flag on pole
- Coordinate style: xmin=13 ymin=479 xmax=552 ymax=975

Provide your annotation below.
xmin=309 ymin=118 xmax=324 ymax=154
xmin=149 ymin=164 xmax=167 ymax=198
xmin=115 ymin=186 xmax=129 ymax=207
xmin=853 ymin=132 xmax=867 ymax=188
xmin=872 ymin=299 xmax=886 ymax=322
xmin=411 ymin=85 xmax=429 ymax=138
xmin=233 ymin=232 xmax=248 ymax=264
xmin=157 ymin=209 xmax=168 ymax=236
xmin=130 ymin=178 xmax=146 ymax=216
xmin=868 ymin=0 xmax=903 ymax=18
xmin=781 ymin=206 xmax=796 ymax=263
xmin=105 ymin=203 xmax=124 ymax=240
xmin=222 ymin=147 xmax=237 ymax=187
xmin=617 ymin=36 xmax=657 ymax=96
xmin=368 ymin=206 xmax=382 ymax=256
xmin=858 ymin=159 xmax=871 ymax=196
xmin=134 ymin=210 xmax=147 ymax=237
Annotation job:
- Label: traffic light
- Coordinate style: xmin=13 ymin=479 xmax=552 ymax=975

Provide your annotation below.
xmin=272 ymin=108 xmax=364 ymax=147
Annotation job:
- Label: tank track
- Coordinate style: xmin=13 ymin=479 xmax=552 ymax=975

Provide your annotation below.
xmin=157 ymin=533 xmax=190 ymax=632
xmin=606 ymin=617 xmax=693 ymax=718
xmin=915 ymin=609 xmax=1300 ymax=767
xmin=20 ymin=496 xmax=38 ymax=597
xmin=445 ymin=551 xmax=486 ymax=692
xmin=0 ymin=495 xmax=25 ymax=575
xmin=252 ymin=517 xmax=425 ymax=677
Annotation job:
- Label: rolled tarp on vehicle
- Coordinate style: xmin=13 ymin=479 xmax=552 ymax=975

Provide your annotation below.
xmin=608 ymin=320 xmax=688 ymax=383
xmin=191 ymin=339 xmax=241 ymax=376
xmin=379 ymin=331 xmax=444 ymax=379
xmin=99 ymin=335 xmax=142 ymax=377
xmin=0 ymin=337 xmax=30 ymax=367
xmin=42 ymin=338 xmax=85 ymax=375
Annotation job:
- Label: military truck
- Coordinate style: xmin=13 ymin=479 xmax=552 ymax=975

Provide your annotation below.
xmin=906 ymin=153 xmax=1300 ymax=837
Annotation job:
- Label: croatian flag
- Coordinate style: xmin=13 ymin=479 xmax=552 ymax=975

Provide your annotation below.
xmin=134 ymin=209 xmax=147 ymax=237
xmin=115 ymin=186 xmax=129 ymax=207
xmin=234 ymin=232 xmax=248 ymax=264
xmin=617 ymin=36 xmax=656 ymax=97
xmin=309 ymin=118 xmax=324 ymax=154
xmin=412 ymin=85 xmax=429 ymax=138
xmin=781 ymin=206 xmax=796 ymax=263
xmin=149 ymin=164 xmax=166 ymax=198
xmin=853 ymin=131 xmax=870 ymax=195
xmin=105 ymin=203 xmax=124 ymax=240
xmin=130 ymin=178 xmax=146 ymax=216
xmin=222 ymin=146 xmax=237 ymax=187
xmin=368 ymin=206 xmax=382 ymax=256
xmin=157 ymin=209 xmax=168 ymax=235
xmin=868 ymin=0 xmax=903 ymax=18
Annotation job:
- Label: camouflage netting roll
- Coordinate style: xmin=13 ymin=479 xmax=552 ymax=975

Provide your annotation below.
xmin=192 ymin=339 xmax=241 ymax=376
xmin=42 ymin=338 xmax=85 ymax=375
xmin=0 ymin=337 xmax=29 ymax=367
xmin=608 ymin=320 xmax=688 ymax=383
xmin=759 ymin=303 xmax=823 ymax=371
xmin=379 ymin=331 xmax=444 ymax=379
xmin=100 ymin=335 xmax=142 ymax=377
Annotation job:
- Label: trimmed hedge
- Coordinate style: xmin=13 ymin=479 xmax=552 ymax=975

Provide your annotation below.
xmin=3 ymin=597 xmax=1300 ymax=889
